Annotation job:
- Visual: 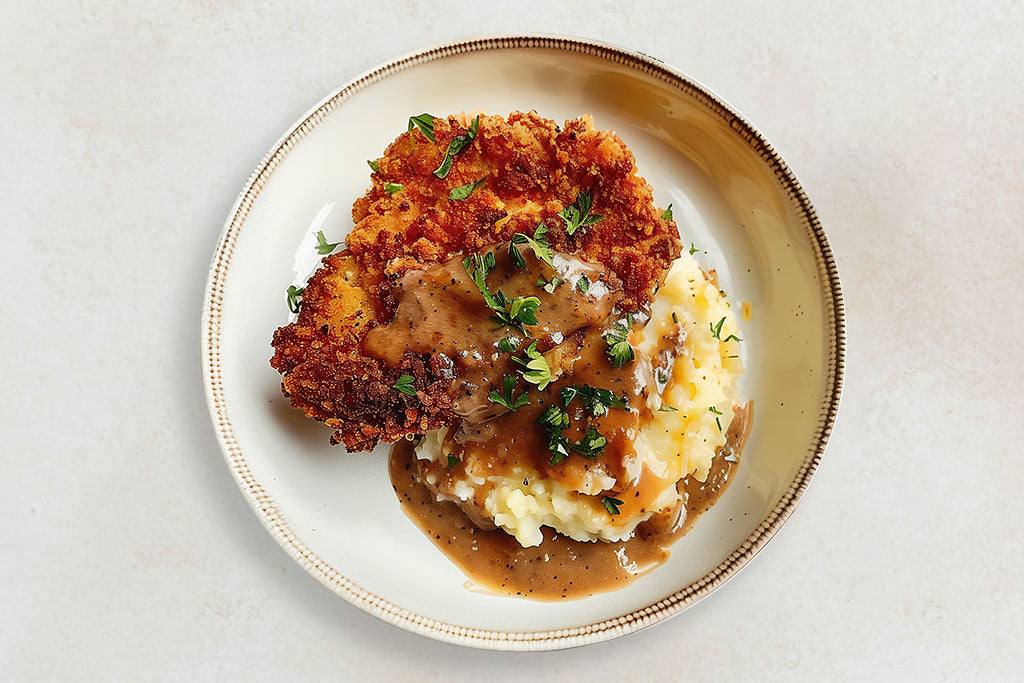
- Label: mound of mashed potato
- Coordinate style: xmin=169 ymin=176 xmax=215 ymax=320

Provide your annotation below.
xmin=412 ymin=253 xmax=745 ymax=547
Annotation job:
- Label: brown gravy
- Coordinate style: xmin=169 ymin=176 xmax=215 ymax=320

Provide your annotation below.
xmin=389 ymin=402 xmax=752 ymax=600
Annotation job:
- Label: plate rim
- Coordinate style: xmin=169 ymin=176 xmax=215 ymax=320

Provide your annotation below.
xmin=200 ymin=33 xmax=846 ymax=651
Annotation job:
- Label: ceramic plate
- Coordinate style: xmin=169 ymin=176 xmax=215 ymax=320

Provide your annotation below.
xmin=201 ymin=35 xmax=844 ymax=650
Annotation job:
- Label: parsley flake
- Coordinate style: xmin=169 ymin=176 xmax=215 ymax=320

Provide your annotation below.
xmin=559 ymin=384 xmax=628 ymax=417
xmin=709 ymin=316 xmax=742 ymax=342
xmin=709 ymin=406 xmax=724 ymax=431
xmin=434 ymin=115 xmax=479 ymax=179
xmin=407 ymin=113 xmax=436 ymax=142
xmin=286 ymin=285 xmax=304 ymax=314
xmin=558 ymin=190 xmax=604 ymax=236
xmin=447 ymin=454 xmax=459 ymax=469
xmin=367 ymin=159 xmax=380 ymax=173
xmin=537 ymin=276 xmax=564 ymax=294
xmin=393 ymin=374 xmax=416 ymax=397
xmin=688 ymin=243 xmax=699 ymax=256
xmin=576 ymin=274 xmax=590 ymax=294
xmin=602 ymin=496 xmax=624 ymax=516
xmin=449 ymin=177 xmax=486 ymax=200
xmin=537 ymin=405 xmax=572 ymax=465
xmin=658 ymin=404 xmax=678 ymax=412
xmin=315 ymin=230 xmax=341 ymax=255
xmin=603 ymin=316 xmax=636 ymax=368
xmin=509 ymin=224 xmax=555 ymax=268
xmin=488 ymin=375 xmax=530 ymax=412
xmin=661 ymin=204 xmax=673 ymax=220
xmin=570 ymin=425 xmax=607 ymax=458
xmin=497 ymin=337 xmax=516 ymax=353
xmin=512 ymin=340 xmax=552 ymax=389
xmin=384 ymin=182 xmax=403 ymax=195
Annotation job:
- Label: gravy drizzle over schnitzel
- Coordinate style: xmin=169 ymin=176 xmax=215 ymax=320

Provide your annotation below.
xmin=271 ymin=111 xmax=680 ymax=451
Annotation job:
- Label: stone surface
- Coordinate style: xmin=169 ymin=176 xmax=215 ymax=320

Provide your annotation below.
xmin=1 ymin=1 xmax=1021 ymax=680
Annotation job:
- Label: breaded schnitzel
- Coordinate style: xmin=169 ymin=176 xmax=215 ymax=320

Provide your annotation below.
xmin=271 ymin=111 xmax=680 ymax=451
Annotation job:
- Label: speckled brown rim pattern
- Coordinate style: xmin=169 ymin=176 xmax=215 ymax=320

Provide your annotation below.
xmin=201 ymin=34 xmax=845 ymax=651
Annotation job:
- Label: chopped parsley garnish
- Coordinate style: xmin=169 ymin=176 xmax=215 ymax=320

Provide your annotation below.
xmin=512 ymin=340 xmax=552 ymax=389
xmin=407 ymin=113 xmax=436 ymax=142
xmin=672 ymin=311 xmax=679 ymax=324
xmin=603 ymin=315 xmax=636 ymax=368
xmin=286 ymin=285 xmax=304 ymax=314
xmin=393 ymin=374 xmax=416 ymax=397
xmin=367 ymin=159 xmax=380 ymax=173
xmin=449 ymin=177 xmax=486 ymax=200
xmin=709 ymin=316 xmax=742 ymax=342
xmin=576 ymin=274 xmax=590 ymax=294
xmin=537 ymin=276 xmax=564 ymax=294
xmin=661 ymin=204 xmax=673 ymax=220
xmin=709 ymin=406 xmax=723 ymax=431
xmin=602 ymin=496 xmax=624 ymax=516
xmin=558 ymin=190 xmax=604 ymax=236
xmin=688 ymin=243 xmax=699 ymax=256
xmin=447 ymin=454 xmax=459 ymax=469
xmin=537 ymin=405 xmax=572 ymax=465
xmin=315 ymin=230 xmax=341 ymax=255
xmin=488 ymin=374 xmax=530 ymax=411
xmin=658 ymin=404 xmax=678 ymax=412
xmin=463 ymin=251 xmax=540 ymax=333
xmin=570 ymin=425 xmax=607 ymax=458
xmin=434 ymin=115 xmax=479 ymax=178
xmin=384 ymin=182 xmax=403 ymax=195
xmin=656 ymin=369 xmax=669 ymax=385
xmin=509 ymin=224 xmax=555 ymax=268
xmin=559 ymin=384 xmax=628 ymax=417
xmin=497 ymin=337 xmax=516 ymax=353
xmin=492 ymin=293 xmax=541 ymax=333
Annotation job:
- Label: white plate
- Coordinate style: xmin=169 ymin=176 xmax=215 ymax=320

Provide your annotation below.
xmin=201 ymin=35 xmax=844 ymax=650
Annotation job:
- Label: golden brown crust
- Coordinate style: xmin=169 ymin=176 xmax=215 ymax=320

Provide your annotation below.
xmin=270 ymin=111 xmax=680 ymax=451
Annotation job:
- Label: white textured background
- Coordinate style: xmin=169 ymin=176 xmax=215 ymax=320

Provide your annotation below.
xmin=2 ymin=1 xmax=1022 ymax=680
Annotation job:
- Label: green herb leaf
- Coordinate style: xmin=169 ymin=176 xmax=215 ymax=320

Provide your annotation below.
xmin=671 ymin=311 xmax=679 ymax=324
xmin=708 ymin=317 xmax=740 ymax=342
xmin=488 ymin=374 xmax=530 ymax=412
xmin=709 ymin=406 xmax=723 ymax=431
xmin=433 ymin=114 xmax=479 ymax=179
xmin=537 ymin=276 xmax=564 ymax=294
xmin=569 ymin=425 xmax=608 ymax=458
xmin=447 ymin=454 xmax=459 ymax=469
xmin=463 ymin=251 xmax=501 ymax=311
xmin=661 ymin=204 xmax=673 ymax=220
xmin=603 ymin=318 xmax=636 ymax=368
xmin=497 ymin=337 xmax=516 ymax=353
xmin=510 ymin=223 xmax=555 ymax=268
xmin=688 ymin=243 xmax=699 ymax=256
xmin=286 ymin=285 xmax=305 ymax=314
xmin=367 ymin=159 xmax=380 ymax=173
xmin=558 ymin=190 xmax=604 ymax=236
xmin=656 ymin=369 xmax=669 ymax=385
xmin=537 ymin=405 xmax=572 ymax=465
xmin=393 ymin=374 xmax=416 ymax=397
xmin=515 ymin=340 xmax=552 ymax=390
xmin=576 ymin=274 xmax=590 ymax=294
xmin=602 ymin=496 xmax=624 ymax=516
xmin=449 ymin=177 xmax=486 ymax=200
xmin=559 ymin=384 xmax=628 ymax=417
xmin=384 ymin=182 xmax=403 ymax=195
xmin=658 ymin=404 xmax=678 ymax=412
xmin=315 ymin=230 xmax=341 ymax=255
xmin=407 ymin=113 xmax=436 ymax=142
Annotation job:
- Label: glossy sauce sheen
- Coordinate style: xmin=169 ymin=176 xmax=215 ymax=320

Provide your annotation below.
xmin=389 ymin=402 xmax=752 ymax=600
xmin=362 ymin=247 xmax=618 ymax=422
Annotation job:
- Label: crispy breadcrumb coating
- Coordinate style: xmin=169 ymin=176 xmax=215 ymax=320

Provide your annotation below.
xmin=271 ymin=111 xmax=680 ymax=451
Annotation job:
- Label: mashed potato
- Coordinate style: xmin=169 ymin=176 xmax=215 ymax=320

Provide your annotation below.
xmin=414 ymin=253 xmax=745 ymax=547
